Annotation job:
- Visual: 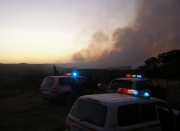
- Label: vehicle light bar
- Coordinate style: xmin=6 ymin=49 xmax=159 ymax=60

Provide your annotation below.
xmin=117 ymin=88 xmax=138 ymax=96
xmin=126 ymin=74 xmax=142 ymax=78
xmin=64 ymin=71 xmax=78 ymax=76
xmin=117 ymin=88 xmax=150 ymax=99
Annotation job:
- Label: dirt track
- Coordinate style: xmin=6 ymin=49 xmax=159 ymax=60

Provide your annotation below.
xmin=0 ymin=97 xmax=71 ymax=131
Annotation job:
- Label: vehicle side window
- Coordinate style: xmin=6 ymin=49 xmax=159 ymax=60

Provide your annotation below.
xmin=59 ymin=78 xmax=70 ymax=85
xmin=118 ymin=104 xmax=140 ymax=126
xmin=140 ymin=103 xmax=157 ymax=122
xmin=118 ymin=103 xmax=158 ymax=127
xmin=42 ymin=77 xmax=54 ymax=86
xmin=70 ymin=78 xmax=78 ymax=85
xmin=136 ymin=81 xmax=148 ymax=90
xmin=78 ymin=77 xmax=87 ymax=85
xmin=155 ymin=102 xmax=174 ymax=131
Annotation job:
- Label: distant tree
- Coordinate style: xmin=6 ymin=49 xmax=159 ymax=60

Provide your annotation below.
xmin=139 ymin=49 xmax=180 ymax=80
xmin=141 ymin=57 xmax=160 ymax=79
xmin=157 ymin=50 xmax=180 ymax=79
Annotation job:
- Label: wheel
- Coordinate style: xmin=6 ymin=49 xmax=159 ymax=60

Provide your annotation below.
xmin=63 ymin=93 xmax=74 ymax=106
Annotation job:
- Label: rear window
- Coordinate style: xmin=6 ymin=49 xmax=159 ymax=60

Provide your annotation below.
xmin=42 ymin=77 xmax=54 ymax=86
xmin=71 ymin=99 xmax=107 ymax=127
xmin=109 ymin=80 xmax=132 ymax=91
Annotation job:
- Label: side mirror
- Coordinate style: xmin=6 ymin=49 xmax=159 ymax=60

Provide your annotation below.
xmin=97 ymin=83 xmax=102 ymax=87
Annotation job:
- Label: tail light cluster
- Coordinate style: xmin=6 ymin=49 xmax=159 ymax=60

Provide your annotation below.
xmin=50 ymin=88 xmax=57 ymax=93
xmin=65 ymin=117 xmax=71 ymax=131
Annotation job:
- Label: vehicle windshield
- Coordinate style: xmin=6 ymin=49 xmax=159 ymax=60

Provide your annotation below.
xmin=109 ymin=80 xmax=132 ymax=91
xmin=71 ymin=99 xmax=107 ymax=127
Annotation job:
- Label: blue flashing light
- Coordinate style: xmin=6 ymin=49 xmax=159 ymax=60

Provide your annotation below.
xmin=144 ymin=92 xmax=150 ymax=97
xmin=139 ymin=91 xmax=150 ymax=98
xmin=133 ymin=90 xmax=139 ymax=96
xmin=72 ymin=72 xmax=77 ymax=76
xmin=136 ymin=75 xmax=142 ymax=78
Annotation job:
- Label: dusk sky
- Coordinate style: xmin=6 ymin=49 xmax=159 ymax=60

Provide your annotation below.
xmin=0 ymin=0 xmax=180 ymax=68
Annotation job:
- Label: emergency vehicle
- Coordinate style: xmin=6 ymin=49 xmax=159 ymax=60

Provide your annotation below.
xmin=107 ymin=74 xmax=168 ymax=99
xmin=65 ymin=88 xmax=180 ymax=131
xmin=40 ymin=72 xmax=87 ymax=105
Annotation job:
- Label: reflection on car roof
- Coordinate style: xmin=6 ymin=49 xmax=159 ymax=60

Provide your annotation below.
xmin=114 ymin=78 xmax=149 ymax=82
xmin=47 ymin=76 xmax=86 ymax=78
xmin=81 ymin=93 xmax=159 ymax=105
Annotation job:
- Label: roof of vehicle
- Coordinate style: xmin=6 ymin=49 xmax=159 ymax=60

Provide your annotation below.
xmin=46 ymin=76 xmax=86 ymax=78
xmin=80 ymin=93 xmax=161 ymax=105
xmin=112 ymin=77 xmax=150 ymax=82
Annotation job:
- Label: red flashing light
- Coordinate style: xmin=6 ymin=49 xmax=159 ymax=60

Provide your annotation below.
xmin=126 ymin=74 xmax=136 ymax=77
xmin=126 ymin=74 xmax=131 ymax=77
xmin=65 ymin=73 xmax=71 ymax=76
xmin=117 ymin=88 xmax=138 ymax=95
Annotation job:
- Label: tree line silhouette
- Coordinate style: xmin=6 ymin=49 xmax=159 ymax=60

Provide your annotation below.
xmin=139 ymin=49 xmax=180 ymax=80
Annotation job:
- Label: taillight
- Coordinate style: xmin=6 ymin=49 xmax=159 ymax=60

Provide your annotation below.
xmin=50 ymin=88 xmax=57 ymax=93
xmin=65 ymin=117 xmax=71 ymax=131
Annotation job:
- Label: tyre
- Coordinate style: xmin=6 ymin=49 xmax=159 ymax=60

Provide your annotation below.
xmin=63 ymin=93 xmax=74 ymax=106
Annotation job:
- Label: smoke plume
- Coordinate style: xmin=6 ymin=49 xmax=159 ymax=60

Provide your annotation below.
xmin=72 ymin=0 xmax=180 ymax=69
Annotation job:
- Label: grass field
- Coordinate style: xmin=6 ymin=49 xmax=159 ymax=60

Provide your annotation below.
xmin=0 ymin=64 xmax=180 ymax=130
xmin=0 ymin=97 xmax=71 ymax=131
xmin=0 ymin=81 xmax=180 ymax=131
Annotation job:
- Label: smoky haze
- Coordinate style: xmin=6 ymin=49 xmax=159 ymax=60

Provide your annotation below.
xmin=71 ymin=0 xmax=180 ymax=69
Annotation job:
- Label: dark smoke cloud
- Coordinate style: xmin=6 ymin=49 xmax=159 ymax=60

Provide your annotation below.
xmin=72 ymin=0 xmax=180 ymax=69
